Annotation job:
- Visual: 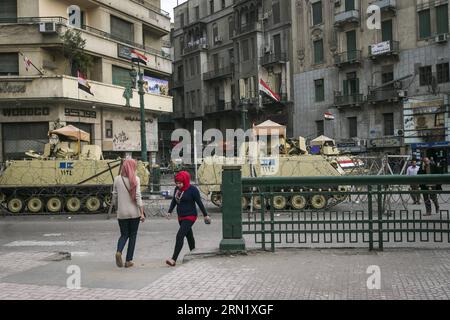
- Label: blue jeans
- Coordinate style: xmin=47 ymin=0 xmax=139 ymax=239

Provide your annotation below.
xmin=117 ymin=217 xmax=141 ymax=262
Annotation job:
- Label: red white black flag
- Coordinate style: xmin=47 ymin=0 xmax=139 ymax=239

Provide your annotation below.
xmin=77 ymin=71 xmax=94 ymax=96
xmin=259 ymin=79 xmax=280 ymax=102
xmin=130 ymin=49 xmax=148 ymax=65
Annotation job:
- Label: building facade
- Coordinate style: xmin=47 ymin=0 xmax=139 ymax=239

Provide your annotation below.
xmin=172 ymin=0 xmax=294 ymax=137
xmin=292 ymin=0 xmax=449 ymax=164
xmin=0 ymin=0 xmax=173 ymax=162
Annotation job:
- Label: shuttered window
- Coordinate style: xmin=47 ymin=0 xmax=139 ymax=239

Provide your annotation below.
xmin=0 ymin=0 xmax=17 ymax=22
xmin=345 ymin=0 xmax=355 ymax=11
xmin=419 ymin=66 xmax=432 ymax=86
xmin=0 ymin=53 xmax=19 ymax=76
xmin=382 ymin=20 xmax=393 ymax=42
xmin=312 ymin=1 xmax=323 ymax=26
xmin=437 ymin=63 xmax=449 ymax=84
xmin=346 ymin=30 xmax=357 ymax=60
xmin=315 ymin=79 xmax=325 ymax=102
xmin=112 ymin=65 xmax=131 ymax=88
xmin=272 ymin=2 xmax=280 ymax=24
xmin=110 ymin=15 xmax=134 ymax=43
xmin=348 ymin=117 xmax=357 ymax=138
xmin=418 ymin=9 xmax=431 ymax=39
xmin=383 ymin=113 xmax=394 ymax=136
xmin=436 ymin=5 xmax=449 ymax=35
xmin=313 ymin=39 xmax=324 ymax=64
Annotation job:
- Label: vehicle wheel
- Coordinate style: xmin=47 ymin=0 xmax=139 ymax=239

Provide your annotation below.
xmin=272 ymin=196 xmax=287 ymax=210
xmin=241 ymin=197 xmax=249 ymax=210
xmin=334 ymin=186 xmax=348 ymax=201
xmin=85 ymin=196 xmax=101 ymax=213
xmin=47 ymin=197 xmax=62 ymax=213
xmin=290 ymin=195 xmax=307 ymax=210
xmin=310 ymin=195 xmax=327 ymax=210
xmin=27 ymin=197 xmax=43 ymax=213
xmin=252 ymin=196 xmax=264 ymax=210
xmin=66 ymin=197 xmax=82 ymax=213
xmin=211 ymin=193 xmax=222 ymax=207
xmin=103 ymin=194 xmax=112 ymax=207
xmin=8 ymin=197 xmax=23 ymax=214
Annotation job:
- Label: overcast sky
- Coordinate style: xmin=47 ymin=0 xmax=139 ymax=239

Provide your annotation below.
xmin=161 ymin=0 xmax=187 ymax=21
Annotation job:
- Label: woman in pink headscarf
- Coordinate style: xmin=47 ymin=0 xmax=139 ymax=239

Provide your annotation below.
xmin=112 ymin=159 xmax=145 ymax=268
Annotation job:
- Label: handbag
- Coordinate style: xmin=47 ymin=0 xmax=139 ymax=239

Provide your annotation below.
xmin=121 ymin=176 xmax=147 ymax=218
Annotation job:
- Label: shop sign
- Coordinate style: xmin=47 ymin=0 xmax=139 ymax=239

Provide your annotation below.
xmin=369 ymin=137 xmax=402 ymax=148
xmin=125 ymin=116 xmax=153 ymax=123
xmin=64 ymin=108 xmax=97 ymax=119
xmin=2 ymin=107 xmax=49 ymax=117
xmin=118 ymin=44 xmax=132 ymax=60
xmin=411 ymin=141 xmax=450 ymax=149
xmin=0 ymin=82 xmax=26 ymax=93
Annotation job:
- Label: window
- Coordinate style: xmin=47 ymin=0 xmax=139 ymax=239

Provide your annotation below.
xmin=112 ymin=65 xmax=131 ymax=88
xmin=180 ymin=13 xmax=185 ymax=28
xmin=191 ymin=91 xmax=196 ymax=112
xmin=0 ymin=53 xmax=19 ymax=76
xmin=273 ymin=34 xmax=281 ymax=56
xmin=315 ymin=79 xmax=325 ymax=102
xmin=196 ymin=56 xmax=200 ymax=75
xmin=213 ymin=23 xmax=218 ymax=43
xmin=197 ymin=89 xmax=201 ymax=106
xmin=381 ymin=19 xmax=393 ymax=42
xmin=272 ymin=2 xmax=280 ymax=24
xmin=348 ymin=117 xmax=357 ymax=138
xmin=345 ymin=0 xmax=355 ymax=11
xmin=105 ymin=121 xmax=113 ymax=138
xmin=312 ymin=1 xmax=323 ymax=26
xmin=222 ymin=0 xmax=226 ymax=10
xmin=190 ymin=58 xmax=195 ymax=76
xmin=186 ymin=92 xmax=190 ymax=111
xmin=437 ymin=63 xmax=449 ymax=84
xmin=195 ymin=6 xmax=199 ymax=21
xmin=343 ymin=72 xmax=359 ymax=96
xmin=382 ymin=71 xmax=394 ymax=89
xmin=213 ymin=54 xmax=219 ymax=70
xmin=228 ymin=17 xmax=234 ymax=39
xmin=110 ymin=15 xmax=134 ymax=43
xmin=210 ymin=0 xmax=214 ymax=14
xmin=316 ymin=121 xmax=324 ymax=137
xmin=313 ymin=39 xmax=324 ymax=64
xmin=242 ymin=39 xmax=250 ymax=61
xmin=419 ymin=66 xmax=432 ymax=86
xmin=418 ymin=9 xmax=431 ymax=39
xmin=383 ymin=113 xmax=394 ymax=136
xmin=346 ymin=30 xmax=357 ymax=59
xmin=0 ymin=0 xmax=17 ymax=22
xmin=436 ymin=4 xmax=449 ymax=35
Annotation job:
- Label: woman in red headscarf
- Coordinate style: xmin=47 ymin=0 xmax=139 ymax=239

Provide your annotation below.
xmin=112 ymin=159 xmax=145 ymax=268
xmin=165 ymin=170 xmax=211 ymax=266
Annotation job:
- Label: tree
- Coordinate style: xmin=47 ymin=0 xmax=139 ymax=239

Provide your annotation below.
xmin=60 ymin=29 xmax=93 ymax=76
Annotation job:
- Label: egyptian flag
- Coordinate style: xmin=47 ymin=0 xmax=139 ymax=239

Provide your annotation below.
xmin=23 ymin=55 xmax=32 ymax=72
xmin=324 ymin=112 xmax=335 ymax=120
xmin=259 ymin=79 xmax=280 ymax=102
xmin=131 ymin=49 xmax=148 ymax=65
xmin=78 ymin=71 xmax=94 ymax=96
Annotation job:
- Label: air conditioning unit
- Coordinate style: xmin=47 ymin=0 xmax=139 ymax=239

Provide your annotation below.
xmin=396 ymin=129 xmax=404 ymax=137
xmin=435 ymin=33 xmax=448 ymax=43
xmin=397 ymin=90 xmax=407 ymax=98
xmin=39 ymin=22 xmax=57 ymax=33
xmin=214 ymin=36 xmax=223 ymax=44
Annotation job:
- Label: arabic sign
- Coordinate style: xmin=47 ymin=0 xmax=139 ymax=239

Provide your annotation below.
xmin=369 ymin=137 xmax=402 ymax=148
xmin=370 ymin=41 xmax=391 ymax=56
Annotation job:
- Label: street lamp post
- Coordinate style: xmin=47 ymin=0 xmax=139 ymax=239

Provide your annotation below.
xmin=130 ymin=65 xmax=148 ymax=162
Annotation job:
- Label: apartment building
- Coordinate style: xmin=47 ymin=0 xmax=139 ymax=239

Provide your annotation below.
xmin=292 ymin=0 xmax=449 ymax=166
xmin=0 ymin=0 xmax=173 ymax=162
xmin=172 ymin=0 xmax=293 ymax=136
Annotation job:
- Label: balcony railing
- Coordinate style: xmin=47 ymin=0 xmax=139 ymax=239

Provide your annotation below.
xmin=334 ymin=50 xmax=362 ymax=67
xmin=203 ymin=66 xmax=233 ymax=81
xmin=367 ymin=88 xmax=398 ymax=102
xmin=0 ymin=16 xmax=171 ymax=60
xmin=183 ymin=39 xmax=208 ymax=55
xmin=369 ymin=40 xmax=399 ymax=59
xmin=334 ymin=93 xmax=365 ymax=108
xmin=235 ymin=22 xmax=262 ymax=36
xmin=372 ymin=0 xmax=397 ymax=11
xmin=172 ymin=79 xmax=184 ymax=89
xmin=260 ymin=53 xmax=288 ymax=66
xmin=132 ymin=0 xmax=170 ymax=17
xmin=262 ymin=93 xmax=288 ymax=105
xmin=205 ymin=100 xmax=233 ymax=114
xmin=334 ymin=10 xmax=360 ymax=27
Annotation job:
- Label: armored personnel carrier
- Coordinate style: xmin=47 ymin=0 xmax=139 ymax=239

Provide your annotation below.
xmin=0 ymin=125 xmax=149 ymax=214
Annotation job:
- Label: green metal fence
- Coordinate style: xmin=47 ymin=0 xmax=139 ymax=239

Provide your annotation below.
xmin=220 ymin=166 xmax=450 ymax=252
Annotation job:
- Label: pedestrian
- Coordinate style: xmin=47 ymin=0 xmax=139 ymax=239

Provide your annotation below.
xmin=112 ymin=159 xmax=145 ymax=268
xmin=406 ymin=159 xmax=421 ymax=204
xmin=418 ymin=157 xmax=440 ymax=216
xmin=165 ymin=171 xmax=211 ymax=267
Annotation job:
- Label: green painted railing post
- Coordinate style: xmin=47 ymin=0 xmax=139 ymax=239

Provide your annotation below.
xmin=220 ymin=166 xmax=246 ymax=253
xmin=377 ymin=185 xmax=384 ymax=251
xmin=367 ymin=185 xmax=373 ymax=251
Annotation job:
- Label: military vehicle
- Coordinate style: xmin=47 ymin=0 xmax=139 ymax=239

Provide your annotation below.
xmin=0 ymin=125 xmax=149 ymax=214
xmin=197 ymin=123 xmax=350 ymax=211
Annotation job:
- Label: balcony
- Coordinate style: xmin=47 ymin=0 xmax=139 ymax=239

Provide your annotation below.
xmin=182 ymin=39 xmax=209 ymax=56
xmin=0 ymin=75 xmax=173 ymax=113
xmin=262 ymin=93 xmax=289 ymax=105
xmin=334 ymin=10 xmax=360 ymax=27
xmin=235 ymin=22 xmax=262 ymax=37
xmin=367 ymin=88 xmax=399 ymax=103
xmin=334 ymin=93 xmax=365 ymax=108
xmin=260 ymin=53 xmax=288 ymax=67
xmin=203 ymin=66 xmax=233 ymax=81
xmin=371 ymin=0 xmax=397 ymax=12
xmin=369 ymin=40 xmax=399 ymax=60
xmin=171 ymin=79 xmax=184 ymax=89
xmin=334 ymin=50 xmax=362 ymax=68
xmin=239 ymin=96 xmax=259 ymax=107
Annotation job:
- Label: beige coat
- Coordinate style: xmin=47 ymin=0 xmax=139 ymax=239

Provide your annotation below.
xmin=112 ymin=176 xmax=143 ymax=220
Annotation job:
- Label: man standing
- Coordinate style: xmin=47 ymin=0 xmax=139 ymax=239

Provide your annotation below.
xmin=419 ymin=157 xmax=440 ymax=216
xmin=406 ymin=160 xmax=420 ymax=204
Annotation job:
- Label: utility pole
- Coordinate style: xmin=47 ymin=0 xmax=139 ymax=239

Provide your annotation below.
xmin=130 ymin=63 xmax=148 ymax=162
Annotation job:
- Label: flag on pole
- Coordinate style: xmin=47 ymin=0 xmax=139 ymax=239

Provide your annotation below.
xmin=259 ymin=79 xmax=280 ymax=102
xmin=23 ymin=55 xmax=32 ymax=72
xmin=77 ymin=71 xmax=94 ymax=96
xmin=324 ymin=112 xmax=335 ymax=120
xmin=130 ymin=49 xmax=148 ymax=65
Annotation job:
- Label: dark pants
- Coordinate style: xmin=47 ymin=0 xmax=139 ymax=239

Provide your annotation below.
xmin=423 ymin=193 xmax=439 ymax=214
xmin=172 ymin=220 xmax=196 ymax=261
xmin=410 ymin=185 xmax=420 ymax=204
xmin=117 ymin=217 xmax=141 ymax=262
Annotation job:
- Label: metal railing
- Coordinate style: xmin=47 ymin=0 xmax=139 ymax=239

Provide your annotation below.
xmin=334 ymin=50 xmax=362 ymax=66
xmin=220 ymin=167 xmax=450 ymax=253
xmin=369 ymin=40 xmax=400 ymax=58
xmin=203 ymin=66 xmax=233 ymax=81
xmin=0 ymin=16 xmax=171 ymax=60
xmin=367 ymin=88 xmax=398 ymax=102
xmin=236 ymin=22 xmax=261 ymax=36
xmin=132 ymin=0 xmax=170 ymax=17
xmin=334 ymin=9 xmax=360 ymax=26
xmin=334 ymin=93 xmax=365 ymax=107
xmin=260 ymin=53 xmax=288 ymax=66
